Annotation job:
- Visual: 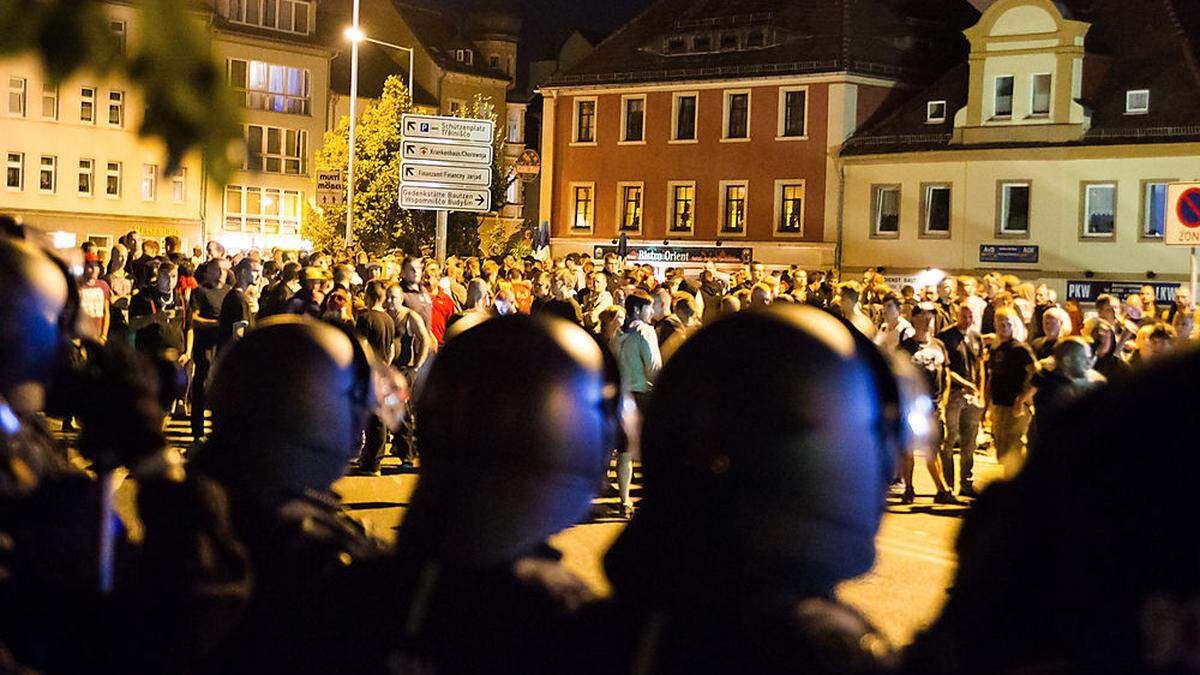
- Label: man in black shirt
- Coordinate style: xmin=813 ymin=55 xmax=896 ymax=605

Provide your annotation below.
xmin=899 ymin=305 xmax=958 ymax=504
xmin=130 ymin=260 xmax=186 ymax=356
xmin=987 ymin=307 xmax=1036 ymax=478
xmin=217 ymin=258 xmax=261 ymax=354
xmin=189 ymin=261 xmax=229 ymax=442
xmin=352 ymin=281 xmax=396 ymax=476
xmin=937 ymin=301 xmax=984 ymax=497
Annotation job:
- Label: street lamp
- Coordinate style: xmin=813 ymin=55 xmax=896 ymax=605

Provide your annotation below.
xmin=342 ymin=3 xmax=416 ymax=248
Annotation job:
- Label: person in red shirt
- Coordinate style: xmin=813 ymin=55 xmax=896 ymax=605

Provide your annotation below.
xmin=508 ymin=267 xmax=533 ymax=314
xmin=423 ymin=260 xmax=456 ymax=345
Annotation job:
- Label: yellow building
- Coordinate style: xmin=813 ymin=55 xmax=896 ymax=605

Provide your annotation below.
xmin=840 ymin=0 xmax=1200 ymax=297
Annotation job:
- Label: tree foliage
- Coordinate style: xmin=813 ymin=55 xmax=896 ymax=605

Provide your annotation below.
xmin=0 ymin=0 xmax=242 ymax=184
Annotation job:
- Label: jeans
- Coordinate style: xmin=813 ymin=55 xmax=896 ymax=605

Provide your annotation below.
xmin=943 ymin=388 xmax=982 ymax=487
xmin=358 ymin=414 xmax=388 ymax=471
xmin=990 ymin=403 xmax=1031 ymax=476
xmin=189 ymin=346 xmax=214 ymax=442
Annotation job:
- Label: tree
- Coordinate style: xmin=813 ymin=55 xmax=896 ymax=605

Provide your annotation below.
xmin=0 ymin=0 xmax=241 ymax=183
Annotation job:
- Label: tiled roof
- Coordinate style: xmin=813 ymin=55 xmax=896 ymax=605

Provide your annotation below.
xmin=842 ymin=0 xmax=1200 ymax=155
xmin=541 ymin=0 xmax=980 ymax=88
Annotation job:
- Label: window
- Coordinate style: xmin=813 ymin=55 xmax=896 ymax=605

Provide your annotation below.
xmin=922 ymin=184 xmax=951 ymax=236
xmin=140 ymin=164 xmax=157 ymax=201
xmin=720 ymin=33 xmax=738 ymax=49
xmin=618 ymin=183 xmax=643 ymax=233
xmin=227 ymin=0 xmax=312 ymax=34
xmin=668 ymin=182 xmax=695 ymax=233
xmin=1082 ymin=182 xmax=1116 ymax=238
xmin=693 ymin=35 xmax=711 ymax=52
xmin=998 ymin=182 xmax=1031 ymax=235
xmin=80 ymin=87 xmax=95 ymax=123
xmin=447 ymin=99 xmax=464 ymax=115
xmin=673 ymin=94 xmax=697 ymax=141
xmin=778 ymin=88 xmax=807 ymax=138
xmin=570 ymin=183 xmax=594 ymax=232
xmin=776 ymin=181 xmax=804 ymax=234
xmin=107 ymin=91 xmax=124 ymax=127
xmin=38 ymin=156 xmax=55 ymax=194
xmin=171 ymin=169 xmax=187 ymax=203
xmin=872 ymin=185 xmax=900 ymax=236
xmin=41 ymin=83 xmax=57 ymax=119
xmin=574 ymin=98 xmax=596 ymax=143
xmin=489 ymin=55 xmax=499 ymax=69
xmin=110 ymin=21 xmax=126 ymax=53
xmin=245 ymin=125 xmax=306 ymax=174
xmin=1031 ymin=73 xmax=1051 ymax=116
xmin=9 ymin=77 xmax=25 ymax=117
xmin=6 ymin=153 xmax=23 ymax=191
xmin=720 ymin=182 xmax=747 ymax=234
xmin=994 ymin=76 xmax=1014 ymax=117
xmin=666 ymin=38 xmax=685 ymax=54
xmin=506 ymin=108 xmax=522 ymax=144
xmin=455 ymin=49 xmax=473 ymax=65
xmin=724 ymin=91 xmax=749 ymax=139
xmin=621 ymin=96 xmax=644 ymax=142
xmin=224 ymin=185 xmax=302 ymax=233
xmin=1126 ymin=89 xmax=1150 ymax=115
xmin=745 ymin=31 xmax=764 ymax=48
xmin=78 ymin=159 xmax=94 ymax=196
xmin=926 ymin=100 xmax=946 ymax=124
xmin=1142 ymin=181 xmax=1169 ymax=238
xmin=227 ymin=59 xmax=310 ymax=115
xmin=105 ymin=162 xmax=121 ymax=198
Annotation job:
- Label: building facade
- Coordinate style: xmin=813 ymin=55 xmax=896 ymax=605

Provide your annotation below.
xmin=840 ymin=0 xmax=1200 ymax=296
xmin=537 ymin=0 xmax=980 ymax=270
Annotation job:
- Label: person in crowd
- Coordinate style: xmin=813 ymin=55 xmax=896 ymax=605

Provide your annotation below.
xmin=584 ymin=305 xmax=898 ymax=673
xmin=937 ymin=302 xmax=983 ymax=498
xmin=615 ymin=291 xmax=660 ymax=518
xmin=321 ymin=288 xmax=356 ymax=333
xmin=217 ymin=257 xmax=261 ymax=354
xmin=1140 ymin=284 xmax=1160 ymax=325
xmin=1171 ymin=305 xmax=1194 ymax=342
xmin=1082 ymin=317 xmax=1131 ymax=383
xmin=189 ymin=260 xmax=229 ymax=443
xmin=351 ymin=281 xmax=396 ymax=477
xmin=78 ymin=256 xmax=111 ymax=343
xmin=876 ymin=292 xmax=915 ymax=352
xmin=1131 ymin=323 xmax=1175 ymax=367
xmin=580 ymin=271 xmax=613 ymax=333
xmin=1030 ymin=306 xmax=1070 ymax=360
xmin=934 ymin=277 xmax=957 ymax=332
xmin=898 ymin=305 xmax=958 ymax=505
xmin=535 ymin=269 xmax=584 ymax=325
xmin=286 ymin=266 xmax=329 ymax=319
xmin=399 ymin=256 xmax=433 ymax=338
xmin=494 ymin=287 xmax=518 ymax=316
xmin=987 ymin=307 xmax=1037 ymax=478
xmin=657 ymin=292 xmax=698 ymax=362
xmin=258 ymin=260 xmax=301 ymax=319
xmin=598 ymin=304 xmax=625 ymax=351
xmin=1164 ymin=286 xmax=1191 ymax=323
xmin=1027 ymin=337 xmax=1103 ymax=447
xmin=129 ymin=261 xmax=188 ymax=371
xmin=835 ymin=281 xmax=876 ymax=338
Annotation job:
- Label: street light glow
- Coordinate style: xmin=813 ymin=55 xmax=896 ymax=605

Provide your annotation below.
xmin=344 ymin=26 xmax=365 ymax=43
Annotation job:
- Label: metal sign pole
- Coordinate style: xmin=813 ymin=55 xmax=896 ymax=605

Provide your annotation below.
xmin=436 ymin=210 xmax=448 ymax=263
xmin=345 ymin=0 xmax=361 ymax=248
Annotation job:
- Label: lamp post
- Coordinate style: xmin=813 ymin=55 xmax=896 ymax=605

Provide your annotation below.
xmin=343 ymin=14 xmax=415 ymax=249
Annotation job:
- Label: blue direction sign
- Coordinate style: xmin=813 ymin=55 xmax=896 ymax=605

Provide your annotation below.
xmin=980 ymin=244 xmax=1039 ymax=264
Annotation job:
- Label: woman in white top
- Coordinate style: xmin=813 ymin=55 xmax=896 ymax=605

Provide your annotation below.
xmin=614 ymin=291 xmax=661 ymax=518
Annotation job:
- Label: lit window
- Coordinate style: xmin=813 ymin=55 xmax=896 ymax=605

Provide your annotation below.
xmin=926 ymin=100 xmax=947 ymax=124
xmin=923 ymin=185 xmax=951 ymax=235
xmin=1031 ymin=74 xmax=1051 ymax=115
xmin=725 ymin=91 xmax=749 ymax=139
xmin=1143 ymin=181 xmax=1168 ymax=238
xmin=722 ymin=183 xmax=746 ymax=233
xmin=779 ymin=88 xmax=806 ymax=137
xmin=575 ymin=99 xmax=595 ymax=143
xmin=994 ymin=76 xmax=1014 ymax=117
xmin=872 ymin=185 xmax=900 ymax=236
xmin=507 ymin=108 xmax=522 ymax=144
xmin=78 ymin=159 xmax=94 ymax=196
xmin=673 ymin=94 xmax=697 ymax=141
xmin=669 ymin=183 xmax=695 ymax=233
xmin=41 ymin=83 xmax=57 ymax=119
xmin=80 ymin=87 xmax=96 ymax=123
xmin=141 ymin=164 xmax=157 ymax=201
xmin=245 ymin=124 xmax=306 ymax=174
xmin=571 ymin=184 xmax=594 ymax=231
xmin=38 ymin=156 xmax=56 ymax=194
xmin=172 ymin=169 xmax=187 ymax=203
xmin=1126 ymin=90 xmax=1150 ymax=114
xmin=777 ymin=182 xmax=804 ymax=234
xmin=1082 ymin=182 xmax=1116 ymax=237
xmin=227 ymin=59 xmax=310 ymax=115
xmin=107 ymin=91 xmax=124 ymax=127
xmin=622 ymin=97 xmax=644 ymax=142
xmin=227 ymin=0 xmax=311 ymax=35
xmin=6 ymin=153 xmax=23 ymax=191
xmin=999 ymin=182 xmax=1031 ymax=235
xmin=619 ymin=184 xmax=642 ymax=232
xmin=8 ymin=77 xmax=25 ymax=117
xmin=224 ymin=185 xmax=303 ymax=233
xmin=105 ymin=161 xmax=121 ymax=198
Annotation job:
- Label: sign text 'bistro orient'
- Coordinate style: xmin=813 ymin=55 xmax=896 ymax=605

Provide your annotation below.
xmin=593 ymin=245 xmax=753 ymax=265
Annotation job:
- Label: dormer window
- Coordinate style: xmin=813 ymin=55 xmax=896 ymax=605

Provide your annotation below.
xmin=745 ymin=31 xmax=764 ymax=48
xmin=993 ymin=75 xmax=1014 ymax=117
xmin=1126 ymin=89 xmax=1150 ymax=115
xmin=456 ymin=49 xmax=473 ymax=65
xmin=720 ymin=33 xmax=738 ymax=49
xmin=666 ymin=37 xmax=685 ymax=54
xmin=926 ymin=100 xmax=947 ymax=124
xmin=693 ymin=35 xmax=711 ymax=52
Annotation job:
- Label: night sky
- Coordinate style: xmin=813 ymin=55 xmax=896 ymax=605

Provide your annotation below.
xmin=438 ymin=0 xmax=653 ymax=61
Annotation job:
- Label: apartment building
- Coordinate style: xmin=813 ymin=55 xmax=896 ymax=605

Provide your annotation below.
xmin=537 ymin=0 xmax=979 ymax=269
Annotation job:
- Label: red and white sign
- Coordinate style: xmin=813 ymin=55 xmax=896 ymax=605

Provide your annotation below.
xmin=1165 ymin=182 xmax=1200 ymax=246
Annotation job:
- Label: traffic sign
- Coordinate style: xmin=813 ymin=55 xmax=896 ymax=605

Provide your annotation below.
xmin=399 ymin=185 xmax=491 ymax=213
xmin=402 ymin=114 xmax=494 ymax=144
xmin=401 ymin=161 xmax=491 ymax=187
xmin=402 ymin=140 xmax=493 ymax=166
xmin=1166 ymin=182 xmax=1200 ymax=246
xmin=514 ymin=148 xmax=541 ymax=183
xmin=316 ymin=170 xmax=346 ymax=207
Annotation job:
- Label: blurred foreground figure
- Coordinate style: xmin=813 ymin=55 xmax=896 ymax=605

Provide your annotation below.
xmin=347 ymin=314 xmax=618 ymax=674
xmin=192 ymin=315 xmax=388 ymax=672
xmin=588 ymin=305 xmax=911 ymax=674
xmin=904 ymin=345 xmax=1200 ymax=674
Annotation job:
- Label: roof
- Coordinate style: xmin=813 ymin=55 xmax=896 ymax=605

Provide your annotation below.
xmin=842 ymin=0 xmax=1200 ymax=155
xmin=541 ymin=0 xmax=980 ymax=88
xmin=390 ymin=1 xmax=513 ymax=81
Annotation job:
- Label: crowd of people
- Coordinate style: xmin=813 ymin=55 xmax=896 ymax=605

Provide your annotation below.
xmin=3 ymin=217 xmax=1200 ymax=674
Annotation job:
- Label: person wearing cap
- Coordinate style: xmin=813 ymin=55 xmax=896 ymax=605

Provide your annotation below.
xmin=285 ymin=266 xmax=330 ymax=318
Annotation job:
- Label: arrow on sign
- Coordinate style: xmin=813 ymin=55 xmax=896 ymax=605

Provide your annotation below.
xmin=406 ymin=120 xmax=417 ymax=132
xmin=405 ymin=166 xmax=415 ymax=177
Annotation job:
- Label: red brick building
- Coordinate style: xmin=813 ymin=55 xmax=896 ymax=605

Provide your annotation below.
xmin=537 ymin=0 xmax=979 ymax=269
